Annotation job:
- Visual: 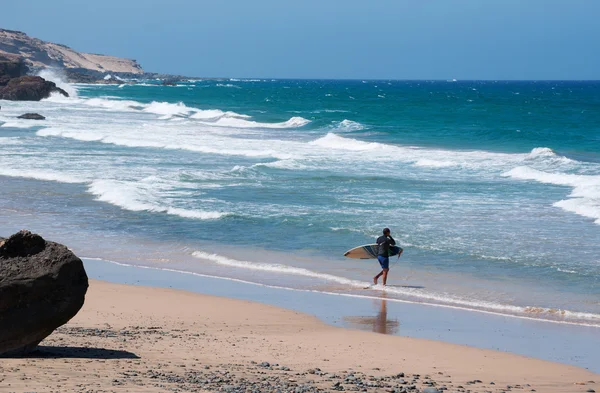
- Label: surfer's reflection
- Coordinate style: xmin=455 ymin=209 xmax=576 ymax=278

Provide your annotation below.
xmin=343 ymin=298 xmax=399 ymax=335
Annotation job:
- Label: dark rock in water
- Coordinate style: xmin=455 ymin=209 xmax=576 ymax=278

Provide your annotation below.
xmin=0 ymin=230 xmax=88 ymax=356
xmin=17 ymin=113 xmax=45 ymax=120
xmin=0 ymin=76 xmax=68 ymax=101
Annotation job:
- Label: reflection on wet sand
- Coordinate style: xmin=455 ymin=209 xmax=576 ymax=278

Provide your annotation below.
xmin=343 ymin=298 xmax=399 ymax=335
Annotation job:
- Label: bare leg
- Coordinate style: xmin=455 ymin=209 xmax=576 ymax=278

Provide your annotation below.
xmin=373 ymin=270 xmax=383 ymax=284
xmin=382 ymin=268 xmax=389 ymax=286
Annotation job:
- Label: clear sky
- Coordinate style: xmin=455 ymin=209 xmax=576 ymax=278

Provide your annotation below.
xmin=1 ymin=0 xmax=599 ymax=80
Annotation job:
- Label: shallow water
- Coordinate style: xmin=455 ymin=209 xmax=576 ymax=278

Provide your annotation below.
xmin=84 ymin=257 xmax=600 ymax=373
xmin=0 ymin=78 xmax=599 ymax=326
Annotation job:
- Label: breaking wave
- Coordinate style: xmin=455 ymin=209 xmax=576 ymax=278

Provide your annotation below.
xmin=503 ymin=166 xmax=600 ymax=224
xmin=191 ymin=251 xmax=600 ymax=326
xmin=88 ymin=179 xmax=225 ymax=220
xmin=332 ymin=119 xmax=366 ymax=132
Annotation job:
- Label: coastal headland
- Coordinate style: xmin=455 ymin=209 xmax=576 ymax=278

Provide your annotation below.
xmin=0 ymin=28 xmax=195 ymax=84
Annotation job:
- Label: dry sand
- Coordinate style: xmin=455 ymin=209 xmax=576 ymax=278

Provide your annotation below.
xmin=0 ymin=280 xmax=597 ymax=393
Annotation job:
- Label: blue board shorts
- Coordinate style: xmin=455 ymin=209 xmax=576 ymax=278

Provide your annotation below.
xmin=377 ymin=255 xmax=390 ymax=270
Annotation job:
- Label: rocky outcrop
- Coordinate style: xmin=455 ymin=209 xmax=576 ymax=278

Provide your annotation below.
xmin=17 ymin=113 xmax=45 ymax=120
xmin=0 ymin=28 xmax=143 ymax=75
xmin=0 ymin=75 xmax=68 ymax=101
xmin=0 ymin=231 xmax=88 ymax=356
xmin=0 ymin=52 xmax=28 ymax=78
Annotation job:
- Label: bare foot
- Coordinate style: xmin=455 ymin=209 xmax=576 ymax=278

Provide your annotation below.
xmin=373 ymin=277 xmax=378 ymax=285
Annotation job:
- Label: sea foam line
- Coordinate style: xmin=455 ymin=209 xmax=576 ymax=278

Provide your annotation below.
xmin=44 ymin=95 xmax=310 ymax=129
xmin=191 ymin=251 xmax=600 ymax=325
xmin=84 ymin=256 xmax=600 ymax=328
xmin=503 ymin=166 xmax=600 ymax=224
xmin=88 ymin=179 xmax=225 ymax=220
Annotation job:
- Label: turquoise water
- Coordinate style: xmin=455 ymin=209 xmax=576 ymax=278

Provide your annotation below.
xmin=0 ymin=77 xmax=599 ymax=326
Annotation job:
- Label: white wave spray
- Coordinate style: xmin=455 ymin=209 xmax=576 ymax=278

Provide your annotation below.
xmin=37 ymin=68 xmax=78 ymax=98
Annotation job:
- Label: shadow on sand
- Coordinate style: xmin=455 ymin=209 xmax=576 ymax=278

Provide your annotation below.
xmin=27 ymin=346 xmax=140 ymax=359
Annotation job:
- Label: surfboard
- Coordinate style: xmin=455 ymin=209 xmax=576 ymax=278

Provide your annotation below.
xmin=344 ymin=244 xmax=403 ymax=259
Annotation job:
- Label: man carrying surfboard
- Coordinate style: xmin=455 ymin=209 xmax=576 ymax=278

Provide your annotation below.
xmin=374 ymin=228 xmax=399 ymax=286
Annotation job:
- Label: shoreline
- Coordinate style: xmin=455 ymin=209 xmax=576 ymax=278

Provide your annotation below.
xmin=1 ymin=278 xmax=597 ymax=393
xmin=90 ymin=256 xmax=600 ymax=329
xmin=0 ymin=174 xmax=595 ymax=329
xmin=84 ymin=257 xmax=600 ymax=373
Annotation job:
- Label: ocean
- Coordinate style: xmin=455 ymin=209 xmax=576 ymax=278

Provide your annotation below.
xmin=0 ymin=77 xmax=598 ymax=327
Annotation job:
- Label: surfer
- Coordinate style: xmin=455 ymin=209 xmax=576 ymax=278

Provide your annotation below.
xmin=374 ymin=228 xmax=398 ymax=286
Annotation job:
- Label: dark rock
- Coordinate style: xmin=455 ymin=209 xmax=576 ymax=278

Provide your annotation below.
xmin=586 ymin=389 xmax=595 ymax=393
xmin=17 ymin=113 xmax=45 ymax=120
xmin=0 ymin=230 xmax=88 ymax=356
xmin=0 ymin=75 xmax=68 ymax=101
xmin=422 ymin=388 xmax=441 ymax=393
xmin=0 ymin=53 xmax=28 ymax=79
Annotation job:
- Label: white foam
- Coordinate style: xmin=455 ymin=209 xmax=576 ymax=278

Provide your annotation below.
xmin=82 ymin=97 xmax=142 ymax=111
xmin=413 ymin=159 xmax=457 ymax=168
xmin=0 ymin=121 xmax=37 ymax=129
xmin=37 ymin=68 xmax=78 ymax=98
xmin=143 ymin=101 xmax=192 ymax=116
xmin=526 ymin=147 xmax=574 ymax=165
xmin=190 ymin=109 xmax=251 ymax=120
xmin=192 ymin=251 xmax=367 ymax=287
xmin=37 ymin=128 xmax=103 ymax=142
xmin=333 ymin=119 xmax=366 ymax=132
xmin=204 ymin=116 xmax=310 ymax=129
xmin=215 ymin=83 xmax=241 ymax=89
xmin=191 ymin=251 xmax=600 ymax=325
xmin=38 ymin=126 xmax=295 ymax=160
xmin=554 ymin=198 xmax=600 ymax=224
xmin=88 ymin=179 xmax=225 ymax=220
xmin=503 ymin=166 xmax=600 ymax=224
xmin=0 ymin=168 xmax=84 ymax=183
xmin=310 ymin=133 xmax=384 ymax=151
xmin=0 ymin=137 xmax=23 ymax=145
xmin=165 ymin=207 xmax=224 ymax=220
xmin=253 ymin=160 xmax=309 ymax=171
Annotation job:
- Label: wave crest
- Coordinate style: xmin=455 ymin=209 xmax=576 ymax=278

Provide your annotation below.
xmin=503 ymin=166 xmax=600 ymax=224
xmin=88 ymin=179 xmax=225 ymax=220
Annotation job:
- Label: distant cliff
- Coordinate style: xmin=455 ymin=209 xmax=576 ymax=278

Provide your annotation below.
xmin=0 ymin=28 xmax=144 ymax=75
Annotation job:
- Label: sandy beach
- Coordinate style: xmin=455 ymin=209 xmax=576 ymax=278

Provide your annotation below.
xmin=0 ymin=280 xmax=597 ymax=393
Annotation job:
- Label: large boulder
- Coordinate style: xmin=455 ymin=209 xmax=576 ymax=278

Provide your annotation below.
xmin=0 ymin=230 xmax=88 ymax=356
xmin=0 ymin=75 xmax=69 ymax=101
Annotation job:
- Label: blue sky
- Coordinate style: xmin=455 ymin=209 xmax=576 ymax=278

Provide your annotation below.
xmin=1 ymin=0 xmax=599 ymax=79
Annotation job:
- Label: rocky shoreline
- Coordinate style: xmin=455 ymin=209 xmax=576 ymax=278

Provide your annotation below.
xmin=0 ymin=28 xmax=200 ymax=87
xmin=63 ymin=68 xmax=196 ymax=85
xmin=0 ymin=54 xmax=68 ymax=101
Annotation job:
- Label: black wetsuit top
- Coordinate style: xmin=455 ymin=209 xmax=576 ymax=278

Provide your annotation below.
xmin=376 ymin=235 xmax=396 ymax=257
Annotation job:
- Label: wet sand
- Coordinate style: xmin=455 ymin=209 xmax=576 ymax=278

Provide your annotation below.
xmin=0 ymin=280 xmax=597 ymax=393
